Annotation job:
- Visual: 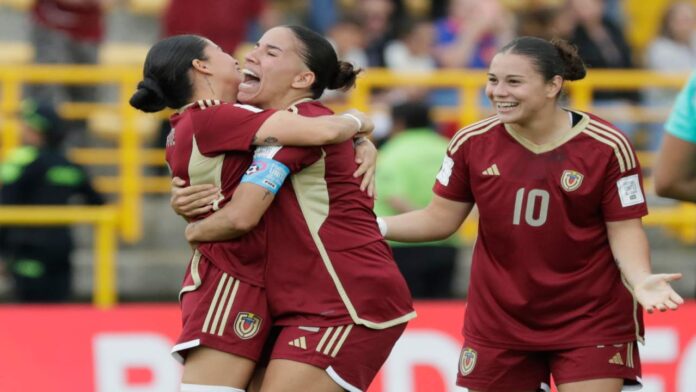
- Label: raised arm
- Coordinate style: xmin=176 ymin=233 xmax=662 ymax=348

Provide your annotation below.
xmin=380 ymin=194 xmax=474 ymax=242
xmin=253 ymin=110 xmax=373 ymax=146
xmin=606 ymin=218 xmax=684 ymax=313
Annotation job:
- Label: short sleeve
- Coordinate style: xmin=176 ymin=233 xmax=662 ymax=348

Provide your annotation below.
xmin=601 ymin=143 xmax=649 ymax=221
xmin=665 ymin=72 xmax=696 ymax=143
xmin=432 ymin=144 xmax=474 ymax=203
xmin=196 ymin=104 xmax=277 ymax=155
xmin=254 ymin=145 xmax=321 ymax=173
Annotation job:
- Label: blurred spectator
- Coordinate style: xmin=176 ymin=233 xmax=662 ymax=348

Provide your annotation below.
xmin=645 ymin=1 xmax=696 ymax=74
xmin=0 ymin=101 xmax=104 ymax=302
xmin=654 ymin=71 xmax=696 ymax=203
xmin=384 ymin=18 xmax=437 ymax=71
xmin=27 ymin=0 xmax=112 ymax=105
xmin=433 ymin=0 xmax=515 ymax=69
xmin=327 ymin=16 xmax=369 ymax=70
xmin=643 ymin=1 xmax=696 ymax=150
xmin=517 ymin=4 xmax=576 ymax=41
xmin=374 ymin=101 xmax=461 ymax=298
xmin=569 ymin=0 xmax=640 ymax=145
xmin=354 ymin=0 xmax=406 ymax=67
xmin=569 ymin=0 xmax=638 ymax=102
xmin=163 ymin=0 xmax=269 ymax=55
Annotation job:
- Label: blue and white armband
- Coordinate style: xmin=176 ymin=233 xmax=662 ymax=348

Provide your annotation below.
xmin=241 ymin=157 xmax=290 ymax=194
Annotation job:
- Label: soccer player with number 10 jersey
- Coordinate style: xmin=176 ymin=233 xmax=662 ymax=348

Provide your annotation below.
xmin=378 ymin=36 xmax=684 ymax=392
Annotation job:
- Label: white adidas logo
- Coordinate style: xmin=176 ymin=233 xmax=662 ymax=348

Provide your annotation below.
xmin=482 ymin=164 xmax=500 ymax=176
xmin=288 ymin=336 xmax=307 ymax=350
xmin=608 ymin=352 xmax=624 ymax=365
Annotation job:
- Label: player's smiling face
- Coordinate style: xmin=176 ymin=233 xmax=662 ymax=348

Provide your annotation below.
xmin=238 ymin=27 xmax=314 ymax=109
xmin=199 ymin=40 xmax=243 ymax=102
xmin=486 ymin=52 xmax=561 ymax=125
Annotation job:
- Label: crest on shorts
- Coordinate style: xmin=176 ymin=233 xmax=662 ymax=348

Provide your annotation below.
xmin=459 ymin=347 xmax=477 ymax=376
xmin=560 ymin=170 xmax=584 ymax=192
xmin=233 ymin=312 xmax=262 ymax=340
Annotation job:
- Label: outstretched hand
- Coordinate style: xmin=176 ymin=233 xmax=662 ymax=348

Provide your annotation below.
xmin=170 ymin=177 xmax=220 ymax=219
xmin=353 ymin=137 xmax=377 ymax=198
xmin=634 ymin=273 xmax=684 ymax=313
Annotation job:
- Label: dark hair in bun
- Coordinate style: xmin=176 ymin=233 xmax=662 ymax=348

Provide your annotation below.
xmin=130 ymin=34 xmax=208 ymax=112
xmin=286 ymin=25 xmax=362 ymax=99
xmin=499 ymin=36 xmax=587 ymax=82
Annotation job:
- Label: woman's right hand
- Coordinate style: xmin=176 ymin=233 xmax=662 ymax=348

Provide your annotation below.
xmin=170 ymin=177 xmax=220 ymax=219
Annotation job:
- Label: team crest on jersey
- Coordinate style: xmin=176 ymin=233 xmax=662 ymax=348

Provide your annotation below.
xmin=459 ymin=347 xmax=477 ymax=376
xmin=233 ymin=312 xmax=262 ymax=339
xmin=560 ymin=170 xmax=584 ymax=192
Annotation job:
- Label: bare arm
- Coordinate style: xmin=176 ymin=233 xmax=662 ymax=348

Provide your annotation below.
xmin=253 ymin=110 xmax=373 ymax=146
xmin=185 ymin=183 xmax=274 ymax=242
xmin=654 ymin=133 xmax=696 ymax=202
xmin=382 ymin=194 xmax=474 ymax=242
xmin=606 ymin=218 xmax=684 ymax=313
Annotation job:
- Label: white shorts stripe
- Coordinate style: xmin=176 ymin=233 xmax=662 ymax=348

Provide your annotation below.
xmin=326 ymin=366 xmax=362 ymax=392
xmin=202 ymin=273 xmax=228 ymax=333
xmin=316 ymin=326 xmax=334 ymax=354
xmin=323 ymin=326 xmax=344 ymax=355
xmin=209 ymin=276 xmax=234 ymax=334
xmin=331 ymin=324 xmax=354 ymax=357
xmin=217 ymin=278 xmax=240 ymax=336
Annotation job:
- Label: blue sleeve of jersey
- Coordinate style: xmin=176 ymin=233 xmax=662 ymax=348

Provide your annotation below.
xmin=240 ymin=157 xmax=290 ymax=194
xmin=665 ymin=72 xmax=696 ymax=143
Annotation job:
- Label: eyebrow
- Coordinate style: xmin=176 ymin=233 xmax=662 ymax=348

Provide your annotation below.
xmin=257 ymin=42 xmax=284 ymax=52
xmin=487 ymin=73 xmax=525 ymax=78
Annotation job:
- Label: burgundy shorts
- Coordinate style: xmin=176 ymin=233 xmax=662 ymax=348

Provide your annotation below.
xmin=262 ymin=323 xmax=407 ymax=392
xmin=456 ymin=339 xmax=642 ymax=391
xmin=171 ymin=251 xmax=271 ymax=363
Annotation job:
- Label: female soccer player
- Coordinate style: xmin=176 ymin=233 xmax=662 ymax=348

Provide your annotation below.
xmin=130 ymin=34 xmax=373 ymax=392
xmin=377 ymin=36 xmax=684 ymax=392
xmin=176 ymin=26 xmax=415 ymax=392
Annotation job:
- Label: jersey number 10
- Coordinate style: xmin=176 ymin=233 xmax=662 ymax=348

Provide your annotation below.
xmin=513 ymin=188 xmax=549 ymax=227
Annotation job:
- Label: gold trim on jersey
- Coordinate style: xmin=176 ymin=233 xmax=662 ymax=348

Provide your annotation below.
xmin=178 ymin=250 xmax=202 ymax=302
xmin=481 ymin=164 xmax=500 ymax=176
xmin=583 ymin=120 xmax=636 ymax=173
xmin=448 ymin=116 xmax=500 ymax=154
xmin=504 ymin=110 xmax=590 ymax=154
xmin=620 ymin=274 xmax=645 ymax=345
xmin=201 ymin=273 xmax=240 ymax=336
xmin=189 ymin=136 xmax=225 ymax=210
xmin=290 ymin=152 xmax=417 ymax=329
xmin=287 ymin=97 xmax=314 ymax=114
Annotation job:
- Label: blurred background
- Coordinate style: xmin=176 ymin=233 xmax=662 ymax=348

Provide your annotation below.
xmin=0 ymin=1 xmax=695 ymax=391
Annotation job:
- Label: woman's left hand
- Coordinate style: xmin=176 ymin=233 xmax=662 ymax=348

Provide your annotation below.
xmin=353 ymin=137 xmax=377 ymax=198
xmin=634 ymin=273 xmax=684 ymax=313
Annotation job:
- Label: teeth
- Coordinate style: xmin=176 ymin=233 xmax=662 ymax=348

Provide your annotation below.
xmin=242 ymin=69 xmax=259 ymax=78
xmin=497 ymin=103 xmax=517 ymax=108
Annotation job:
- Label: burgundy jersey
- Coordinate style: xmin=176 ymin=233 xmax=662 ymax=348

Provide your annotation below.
xmin=261 ymin=100 xmax=415 ymax=329
xmin=165 ymin=100 xmax=276 ymax=286
xmin=434 ymin=111 xmax=648 ymax=350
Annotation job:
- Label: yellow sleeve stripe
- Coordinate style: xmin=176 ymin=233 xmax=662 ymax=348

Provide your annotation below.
xmin=589 ymin=120 xmax=636 ymax=168
xmin=449 ymin=118 xmax=500 ymax=154
xmin=583 ymin=128 xmax=628 ymax=173
xmin=447 ymin=116 xmax=500 ymax=152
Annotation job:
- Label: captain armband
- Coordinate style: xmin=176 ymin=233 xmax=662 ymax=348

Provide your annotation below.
xmin=241 ymin=157 xmax=290 ymax=195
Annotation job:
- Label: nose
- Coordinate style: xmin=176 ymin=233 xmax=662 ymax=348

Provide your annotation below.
xmin=245 ymin=48 xmax=259 ymax=65
xmin=492 ymin=82 xmax=508 ymax=97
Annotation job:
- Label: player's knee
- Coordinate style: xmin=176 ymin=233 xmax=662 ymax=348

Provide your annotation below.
xmin=181 ymin=384 xmax=245 ymax=392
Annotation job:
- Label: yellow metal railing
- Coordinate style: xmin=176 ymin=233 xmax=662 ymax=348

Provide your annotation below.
xmin=1 ymin=66 xmax=695 ymax=245
xmin=0 ymin=206 xmax=119 ymax=307
xmin=0 ymin=65 xmax=142 ymax=242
